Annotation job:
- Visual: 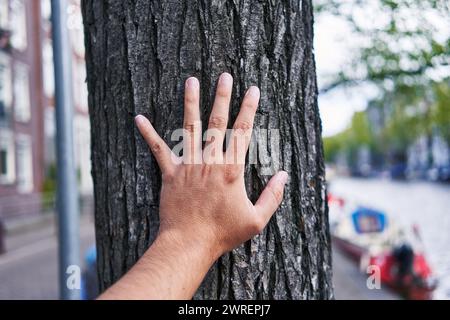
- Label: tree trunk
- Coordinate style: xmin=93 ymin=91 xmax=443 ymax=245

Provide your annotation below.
xmin=82 ymin=0 xmax=333 ymax=299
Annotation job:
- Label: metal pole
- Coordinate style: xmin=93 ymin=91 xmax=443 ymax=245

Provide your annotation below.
xmin=51 ymin=0 xmax=81 ymax=300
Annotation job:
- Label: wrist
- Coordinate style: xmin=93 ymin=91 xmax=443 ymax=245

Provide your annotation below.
xmin=152 ymin=227 xmax=222 ymax=269
xmin=102 ymin=227 xmax=222 ymax=299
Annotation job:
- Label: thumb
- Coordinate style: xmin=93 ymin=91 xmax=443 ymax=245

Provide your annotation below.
xmin=254 ymin=171 xmax=288 ymax=226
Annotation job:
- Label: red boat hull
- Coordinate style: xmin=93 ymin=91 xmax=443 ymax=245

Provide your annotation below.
xmin=332 ymin=235 xmax=435 ymax=300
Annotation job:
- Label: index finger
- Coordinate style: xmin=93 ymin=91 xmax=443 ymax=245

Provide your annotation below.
xmin=135 ymin=115 xmax=177 ymax=175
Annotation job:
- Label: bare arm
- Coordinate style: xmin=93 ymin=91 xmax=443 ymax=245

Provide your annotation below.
xmin=98 ymin=73 xmax=288 ymax=300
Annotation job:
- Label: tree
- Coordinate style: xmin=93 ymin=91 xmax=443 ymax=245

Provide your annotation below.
xmin=81 ymin=0 xmax=333 ymax=299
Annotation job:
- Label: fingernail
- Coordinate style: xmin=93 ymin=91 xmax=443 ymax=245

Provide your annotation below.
xmin=277 ymin=171 xmax=288 ymax=185
xmin=219 ymin=72 xmax=233 ymax=86
xmin=135 ymin=115 xmax=146 ymax=125
xmin=246 ymin=86 xmax=260 ymax=98
xmin=186 ymin=77 xmax=199 ymax=89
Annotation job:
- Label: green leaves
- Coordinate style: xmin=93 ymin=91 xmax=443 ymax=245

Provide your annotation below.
xmin=317 ymin=0 xmax=450 ymax=164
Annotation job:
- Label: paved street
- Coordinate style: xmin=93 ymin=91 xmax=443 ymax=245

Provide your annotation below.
xmin=0 ymin=215 xmax=95 ymax=299
xmin=332 ymin=244 xmax=399 ymax=300
xmin=0 ymin=211 xmax=399 ymax=300
xmin=8 ymin=176 xmax=446 ymax=300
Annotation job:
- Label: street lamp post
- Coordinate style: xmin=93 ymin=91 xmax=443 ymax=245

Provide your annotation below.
xmin=51 ymin=0 xmax=81 ymax=300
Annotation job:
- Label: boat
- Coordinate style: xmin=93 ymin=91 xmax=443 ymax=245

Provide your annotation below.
xmin=329 ymin=196 xmax=437 ymax=300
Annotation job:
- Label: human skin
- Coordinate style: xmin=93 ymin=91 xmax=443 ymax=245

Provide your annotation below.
xmin=98 ymin=73 xmax=288 ymax=300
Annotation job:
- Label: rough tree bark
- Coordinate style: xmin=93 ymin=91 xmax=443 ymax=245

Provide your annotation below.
xmin=82 ymin=0 xmax=333 ymax=299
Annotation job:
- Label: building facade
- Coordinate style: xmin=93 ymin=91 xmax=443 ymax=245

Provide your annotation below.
xmin=0 ymin=0 xmax=92 ymax=222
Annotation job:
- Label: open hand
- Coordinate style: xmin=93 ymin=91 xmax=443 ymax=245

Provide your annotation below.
xmin=99 ymin=73 xmax=288 ymax=299
xmin=135 ymin=73 xmax=288 ymax=259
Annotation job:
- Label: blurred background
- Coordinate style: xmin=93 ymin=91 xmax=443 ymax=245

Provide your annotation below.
xmin=0 ymin=0 xmax=95 ymax=299
xmin=0 ymin=0 xmax=448 ymax=300
xmin=315 ymin=0 xmax=450 ymax=300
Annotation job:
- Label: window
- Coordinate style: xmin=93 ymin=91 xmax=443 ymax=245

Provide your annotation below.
xmin=16 ymin=134 xmax=33 ymax=193
xmin=10 ymin=0 xmax=27 ymax=51
xmin=73 ymin=60 xmax=88 ymax=111
xmin=0 ymin=149 xmax=6 ymax=175
xmin=0 ymin=1 xmax=9 ymax=29
xmin=0 ymin=130 xmax=15 ymax=184
xmin=41 ymin=0 xmax=51 ymax=21
xmin=74 ymin=115 xmax=92 ymax=194
xmin=0 ymin=52 xmax=12 ymax=124
xmin=68 ymin=2 xmax=85 ymax=56
xmin=44 ymin=107 xmax=55 ymax=164
xmin=13 ymin=62 xmax=30 ymax=122
xmin=40 ymin=0 xmax=51 ymax=32
xmin=42 ymin=40 xmax=54 ymax=97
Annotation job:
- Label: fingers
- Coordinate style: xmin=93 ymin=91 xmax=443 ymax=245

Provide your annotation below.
xmin=183 ymin=77 xmax=202 ymax=164
xmin=226 ymin=86 xmax=260 ymax=165
xmin=135 ymin=115 xmax=176 ymax=175
xmin=204 ymin=73 xmax=233 ymax=164
xmin=254 ymin=171 xmax=288 ymax=227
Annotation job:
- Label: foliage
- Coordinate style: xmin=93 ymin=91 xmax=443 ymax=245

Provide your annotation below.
xmin=316 ymin=0 xmax=450 ymax=166
xmin=42 ymin=163 xmax=57 ymax=211
xmin=324 ymin=111 xmax=374 ymax=165
xmin=316 ymin=0 xmax=450 ymax=92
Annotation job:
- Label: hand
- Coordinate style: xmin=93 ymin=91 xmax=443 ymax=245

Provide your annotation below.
xmin=99 ymin=73 xmax=288 ymax=299
xmin=135 ymin=72 xmax=288 ymax=259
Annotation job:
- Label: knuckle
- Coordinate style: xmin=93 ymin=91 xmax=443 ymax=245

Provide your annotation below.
xmin=162 ymin=172 xmax=175 ymax=183
xmin=209 ymin=116 xmax=227 ymax=129
xmin=250 ymin=217 xmax=264 ymax=234
xmin=223 ymin=164 xmax=241 ymax=183
xmin=201 ymin=164 xmax=213 ymax=178
xmin=269 ymin=185 xmax=283 ymax=203
xmin=150 ymin=142 xmax=162 ymax=154
xmin=234 ymin=120 xmax=252 ymax=133
xmin=184 ymin=123 xmax=197 ymax=133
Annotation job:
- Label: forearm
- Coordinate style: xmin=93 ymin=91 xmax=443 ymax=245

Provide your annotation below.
xmin=98 ymin=231 xmax=218 ymax=300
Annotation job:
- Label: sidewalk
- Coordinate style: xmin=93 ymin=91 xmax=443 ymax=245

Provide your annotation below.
xmin=3 ymin=212 xmax=93 ymax=253
xmin=0 ymin=213 xmax=95 ymax=299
